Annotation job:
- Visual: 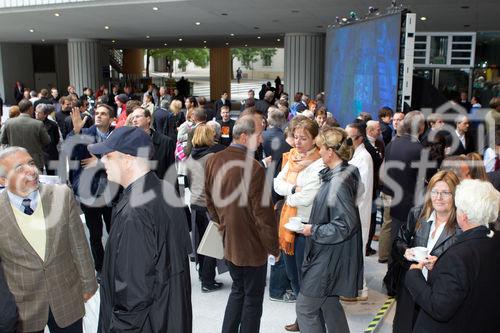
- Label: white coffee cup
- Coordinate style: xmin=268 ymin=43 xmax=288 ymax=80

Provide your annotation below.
xmin=412 ymin=246 xmax=429 ymax=262
xmin=288 ymin=217 xmax=302 ymax=229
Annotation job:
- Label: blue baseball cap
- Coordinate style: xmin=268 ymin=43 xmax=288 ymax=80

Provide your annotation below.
xmin=88 ymin=126 xmax=154 ymax=158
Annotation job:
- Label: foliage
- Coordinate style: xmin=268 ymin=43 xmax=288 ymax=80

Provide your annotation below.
xmin=258 ymin=48 xmax=278 ymax=66
xmin=231 ymin=48 xmax=260 ymax=70
xmin=150 ymin=48 xmax=209 ymax=71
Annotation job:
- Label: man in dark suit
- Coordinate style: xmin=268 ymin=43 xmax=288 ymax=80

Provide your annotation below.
xmin=205 ymin=114 xmax=279 ymax=333
xmin=152 ymin=99 xmax=171 ymax=136
xmin=131 ymin=107 xmax=175 ymax=180
xmin=448 ymin=114 xmax=475 ymax=156
xmin=33 ymin=89 xmax=52 ymax=109
xmin=405 ymin=179 xmax=500 ymax=333
xmin=67 ymin=104 xmax=116 ymax=278
xmin=380 ymin=111 xmax=425 ymax=263
xmin=0 ymin=99 xmax=51 ymax=172
xmin=34 ymin=104 xmax=60 ymax=176
xmin=0 ymin=259 xmax=17 ymax=333
xmin=56 ymin=96 xmax=74 ymax=139
xmin=378 ymin=107 xmax=393 ymax=146
xmin=255 ymin=91 xmax=274 ymax=117
xmin=214 ymin=91 xmax=231 ymax=119
xmin=14 ymin=81 xmax=24 ymax=104
xmin=0 ymin=147 xmax=97 ymax=333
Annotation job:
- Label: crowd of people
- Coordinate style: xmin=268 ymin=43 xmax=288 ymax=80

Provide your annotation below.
xmin=0 ymin=79 xmax=499 ymax=333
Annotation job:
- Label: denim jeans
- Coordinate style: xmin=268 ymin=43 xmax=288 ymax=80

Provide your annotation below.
xmin=269 ymin=255 xmax=291 ymax=298
xmin=283 ymin=234 xmax=306 ymax=296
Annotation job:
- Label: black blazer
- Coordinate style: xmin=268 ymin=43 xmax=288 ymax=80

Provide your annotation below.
xmin=406 ymin=226 xmax=500 ymax=333
xmin=151 ymin=129 xmax=175 ymax=181
xmin=382 ymin=134 xmax=424 ymax=221
xmin=447 ymin=130 xmax=475 ymax=156
xmin=0 ymin=260 xmax=17 ymax=333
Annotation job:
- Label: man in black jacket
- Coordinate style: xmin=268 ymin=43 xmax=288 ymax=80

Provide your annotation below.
xmin=214 ymin=91 xmax=231 ymax=119
xmin=89 ymin=126 xmax=192 ymax=333
xmin=380 ymin=111 xmax=425 ymax=264
xmin=0 ymin=260 xmax=17 ymax=333
xmin=405 ymin=179 xmax=500 ymax=333
xmin=35 ymin=103 xmax=60 ymax=175
xmin=131 ymin=107 xmax=175 ymax=180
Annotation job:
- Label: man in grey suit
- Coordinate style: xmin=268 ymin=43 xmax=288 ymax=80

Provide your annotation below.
xmin=1 ymin=99 xmax=51 ymax=171
xmin=0 ymin=147 xmax=97 ymax=333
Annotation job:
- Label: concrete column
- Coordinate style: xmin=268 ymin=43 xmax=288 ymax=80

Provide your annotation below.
xmin=284 ymin=33 xmax=325 ymax=96
xmin=122 ymin=48 xmax=143 ymax=78
xmin=68 ymin=39 xmax=102 ymax=94
xmin=209 ymin=48 xmax=231 ymax=101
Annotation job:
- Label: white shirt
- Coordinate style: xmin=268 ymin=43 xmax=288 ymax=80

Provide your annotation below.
xmin=348 ymin=143 xmax=373 ymax=244
xmin=483 ymin=148 xmax=497 ymax=173
xmin=455 ymin=129 xmax=466 ymax=149
xmin=423 ymin=211 xmax=446 ymax=280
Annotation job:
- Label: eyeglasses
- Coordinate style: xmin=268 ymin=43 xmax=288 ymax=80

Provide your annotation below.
xmin=430 ymin=190 xmax=452 ymax=199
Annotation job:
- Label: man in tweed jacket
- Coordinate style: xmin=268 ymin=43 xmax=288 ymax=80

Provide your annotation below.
xmin=0 ymin=147 xmax=97 ymax=333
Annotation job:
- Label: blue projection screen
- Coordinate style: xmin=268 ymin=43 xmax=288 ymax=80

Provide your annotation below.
xmin=325 ymin=14 xmax=401 ymax=127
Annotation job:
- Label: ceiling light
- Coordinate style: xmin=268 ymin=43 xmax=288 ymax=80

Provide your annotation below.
xmin=41 ymin=39 xmax=45 ymax=42
xmin=245 ymin=44 xmax=248 ymax=47
xmin=277 ymin=38 xmax=281 ymax=42
xmin=342 ymin=17 xmax=348 ymax=22
xmin=54 ymin=13 xmax=60 ymax=17
xmin=164 ymin=43 xmax=167 ymax=46
xmin=420 ymin=16 xmax=427 ymax=21
xmin=178 ymin=38 xmax=183 ymax=42
xmin=204 ymin=46 xmax=207 ymax=49
xmin=221 ymin=13 xmax=228 ymax=16
xmin=112 ymin=40 xmax=116 ymax=43
xmin=146 ymin=35 xmax=150 ymax=39
xmin=225 ymin=42 xmax=229 ymax=46
xmin=230 ymin=33 xmax=235 ymax=36
xmin=29 ymin=28 xmax=35 ymax=32
xmin=195 ymin=22 xmax=201 ymax=26
xmin=257 ymin=36 xmax=261 ymax=39
xmin=203 ymin=40 xmax=207 ymax=43
xmin=152 ymin=6 xmax=159 ymax=11
xmin=104 ymin=26 xmax=110 ymax=30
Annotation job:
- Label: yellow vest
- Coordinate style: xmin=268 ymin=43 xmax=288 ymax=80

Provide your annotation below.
xmin=11 ymin=197 xmax=46 ymax=261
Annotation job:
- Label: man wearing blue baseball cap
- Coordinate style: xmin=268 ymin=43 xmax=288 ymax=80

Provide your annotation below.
xmin=89 ymin=126 xmax=193 ymax=332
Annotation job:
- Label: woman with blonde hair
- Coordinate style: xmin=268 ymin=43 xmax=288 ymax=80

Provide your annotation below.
xmin=296 ymin=127 xmax=362 ymax=333
xmin=392 ymin=170 xmax=462 ymax=333
xmin=466 ymin=152 xmax=488 ymax=181
xmin=165 ymin=99 xmax=185 ymax=141
xmin=186 ymin=124 xmax=226 ymax=292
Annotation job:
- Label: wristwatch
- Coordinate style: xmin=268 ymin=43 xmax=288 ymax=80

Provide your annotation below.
xmin=291 ymin=185 xmax=297 ymax=194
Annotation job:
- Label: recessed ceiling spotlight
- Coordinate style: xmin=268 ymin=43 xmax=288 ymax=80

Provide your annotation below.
xmin=342 ymin=17 xmax=348 ymax=22
xmin=178 ymin=38 xmax=183 ymax=41
xmin=230 ymin=33 xmax=235 ymax=36
xmin=203 ymin=40 xmax=207 ymax=43
xmin=245 ymin=44 xmax=248 ymax=47
xmin=54 ymin=13 xmax=60 ymax=17
xmin=420 ymin=16 xmax=427 ymax=21
xmin=195 ymin=22 xmax=201 ymax=26
xmin=277 ymin=38 xmax=281 ymax=42
xmin=221 ymin=13 xmax=228 ymax=16
xmin=153 ymin=6 xmax=159 ymax=11
xmin=41 ymin=39 xmax=45 ymax=42
xmin=225 ymin=42 xmax=229 ymax=46
xmin=112 ymin=40 xmax=116 ymax=43
xmin=146 ymin=35 xmax=150 ymax=39
xmin=257 ymin=36 xmax=261 ymax=39
xmin=104 ymin=26 xmax=110 ymax=30
xmin=29 ymin=28 xmax=34 ymax=32
xmin=204 ymin=46 xmax=207 ymax=49
xmin=164 ymin=43 xmax=167 ymax=46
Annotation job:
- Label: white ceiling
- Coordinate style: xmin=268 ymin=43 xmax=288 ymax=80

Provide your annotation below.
xmin=0 ymin=0 xmax=499 ymax=48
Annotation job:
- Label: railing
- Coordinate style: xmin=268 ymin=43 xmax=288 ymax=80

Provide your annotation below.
xmin=0 ymin=0 xmax=94 ymax=9
xmin=109 ymin=49 xmax=123 ymax=74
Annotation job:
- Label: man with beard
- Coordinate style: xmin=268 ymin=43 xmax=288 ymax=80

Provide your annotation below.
xmin=56 ymin=96 xmax=74 ymax=139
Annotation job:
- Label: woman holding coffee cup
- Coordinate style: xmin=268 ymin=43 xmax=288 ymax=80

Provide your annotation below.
xmin=295 ymin=127 xmax=363 ymax=333
xmin=274 ymin=118 xmax=324 ymax=331
xmin=392 ymin=170 xmax=462 ymax=333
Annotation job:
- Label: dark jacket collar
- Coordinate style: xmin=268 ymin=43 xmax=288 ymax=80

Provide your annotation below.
xmin=454 ymin=225 xmax=490 ymax=245
xmin=191 ymin=144 xmax=226 ymax=160
xmin=319 ymin=160 xmax=348 ymax=182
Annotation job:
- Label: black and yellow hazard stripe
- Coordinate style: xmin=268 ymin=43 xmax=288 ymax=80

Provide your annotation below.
xmin=364 ymin=297 xmax=395 ymax=333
